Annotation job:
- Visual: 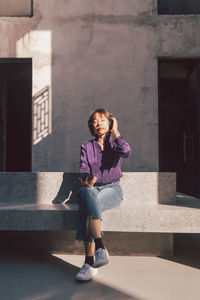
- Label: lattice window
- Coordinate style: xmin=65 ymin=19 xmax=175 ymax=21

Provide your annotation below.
xmin=33 ymin=86 xmax=49 ymax=145
xmin=0 ymin=0 xmax=33 ymax=17
xmin=158 ymin=0 xmax=200 ymax=15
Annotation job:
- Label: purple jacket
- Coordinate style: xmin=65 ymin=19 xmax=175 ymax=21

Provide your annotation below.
xmin=80 ymin=134 xmax=132 ymax=184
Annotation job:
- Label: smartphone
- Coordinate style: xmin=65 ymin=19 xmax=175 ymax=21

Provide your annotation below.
xmin=79 ymin=173 xmax=94 ymax=181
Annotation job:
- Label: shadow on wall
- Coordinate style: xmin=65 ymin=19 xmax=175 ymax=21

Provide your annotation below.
xmin=0 ymin=173 xmax=38 ymax=204
xmin=0 ymin=172 xmax=80 ymax=205
xmin=52 ymin=172 xmax=80 ymax=204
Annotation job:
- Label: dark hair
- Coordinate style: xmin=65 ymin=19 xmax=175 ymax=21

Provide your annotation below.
xmin=88 ymin=108 xmax=111 ymax=137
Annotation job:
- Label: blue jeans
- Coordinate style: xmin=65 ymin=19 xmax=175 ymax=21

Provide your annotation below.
xmin=76 ymin=182 xmax=123 ymax=242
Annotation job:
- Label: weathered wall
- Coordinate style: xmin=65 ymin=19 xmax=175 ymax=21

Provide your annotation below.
xmin=0 ymin=0 xmax=200 ymax=171
xmin=0 ymin=0 xmax=32 ymax=16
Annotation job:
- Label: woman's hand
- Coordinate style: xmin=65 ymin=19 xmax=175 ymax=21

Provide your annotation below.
xmin=110 ymin=116 xmax=120 ymax=138
xmin=79 ymin=176 xmax=97 ymax=187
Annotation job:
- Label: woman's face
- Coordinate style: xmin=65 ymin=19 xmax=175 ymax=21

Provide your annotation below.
xmin=92 ymin=113 xmax=109 ymax=137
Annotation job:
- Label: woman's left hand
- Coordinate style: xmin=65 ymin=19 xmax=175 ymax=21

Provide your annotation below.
xmin=110 ymin=117 xmax=120 ymax=138
xmin=79 ymin=176 xmax=97 ymax=188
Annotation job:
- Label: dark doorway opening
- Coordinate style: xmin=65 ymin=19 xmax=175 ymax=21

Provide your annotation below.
xmin=158 ymin=59 xmax=200 ymax=198
xmin=158 ymin=0 xmax=200 ymax=15
xmin=0 ymin=59 xmax=32 ymax=171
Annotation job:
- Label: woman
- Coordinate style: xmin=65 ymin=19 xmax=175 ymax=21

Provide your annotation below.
xmin=75 ymin=108 xmax=132 ymax=281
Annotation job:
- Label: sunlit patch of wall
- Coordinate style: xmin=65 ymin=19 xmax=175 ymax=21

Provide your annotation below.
xmin=16 ymin=30 xmax=52 ymax=145
xmin=32 ymin=86 xmax=49 ymax=145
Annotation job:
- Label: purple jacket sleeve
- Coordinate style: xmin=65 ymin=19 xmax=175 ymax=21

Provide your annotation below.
xmin=114 ymin=136 xmax=132 ymax=158
xmin=79 ymin=143 xmax=90 ymax=174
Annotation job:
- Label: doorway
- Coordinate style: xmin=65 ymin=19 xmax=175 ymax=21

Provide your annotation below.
xmin=159 ymin=59 xmax=200 ymax=198
xmin=0 ymin=59 xmax=32 ymax=171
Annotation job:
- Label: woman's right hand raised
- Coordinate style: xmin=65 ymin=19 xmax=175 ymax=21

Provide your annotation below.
xmin=79 ymin=176 xmax=97 ymax=187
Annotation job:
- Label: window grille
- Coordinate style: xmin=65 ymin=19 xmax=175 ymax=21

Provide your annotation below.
xmin=33 ymin=86 xmax=49 ymax=145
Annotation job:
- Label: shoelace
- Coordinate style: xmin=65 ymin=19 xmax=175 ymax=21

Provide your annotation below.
xmin=96 ymin=249 xmax=104 ymax=258
xmin=79 ymin=264 xmax=90 ymax=274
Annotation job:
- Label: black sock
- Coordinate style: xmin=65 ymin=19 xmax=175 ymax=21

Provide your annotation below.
xmin=85 ymin=256 xmax=94 ymax=266
xmin=94 ymin=238 xmax=105 ymax=251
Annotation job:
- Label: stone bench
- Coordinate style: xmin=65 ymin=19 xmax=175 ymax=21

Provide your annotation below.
xmin=0 ymin=172 xmax=177 ymax=231
xmin=1 ymin=195 xmax=200 ymax=231
xmin=1 ymin=200 xmax=200 ymax=233
xmin=2 ymin=171 xmax=198 ymax=256
xmin=1 ymin=172 xmax=200 ymax=233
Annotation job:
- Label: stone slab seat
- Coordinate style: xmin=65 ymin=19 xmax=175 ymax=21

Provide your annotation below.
xmin=0 ymin=200 xmax=200 ymax=232
xmin=0 ymin=171 xmax=199 ymax=233
xmin=0 ymin=203 xmax=79 ymax=231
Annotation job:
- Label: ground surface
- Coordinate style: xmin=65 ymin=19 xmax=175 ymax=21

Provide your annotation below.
xmin=1 ymin=243 xmax=200 ymax=300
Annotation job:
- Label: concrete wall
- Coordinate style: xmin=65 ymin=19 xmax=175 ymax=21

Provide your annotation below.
xmin=1 ymin=0 xmax=200 ymax=171
xmin=0 ymin=0 xmax=32 ymax=16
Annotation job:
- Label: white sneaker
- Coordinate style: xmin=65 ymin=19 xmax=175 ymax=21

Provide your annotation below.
xmin=75 ymin=263 xmax=98 ymax=281
xmin=93 ymin=248 xmax=109 ymax=268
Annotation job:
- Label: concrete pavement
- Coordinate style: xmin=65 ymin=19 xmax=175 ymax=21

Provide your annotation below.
xmin=1 ymin=250 xmax=200 ymax=300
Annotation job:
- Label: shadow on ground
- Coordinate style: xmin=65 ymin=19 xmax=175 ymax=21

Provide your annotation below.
xmin=173 ymin=193 xmax=200 ymax=209
xmin=159 ymin=233 xmax=200 ymax=270
xmin=0 ymin=253 xmax=140 ymax=300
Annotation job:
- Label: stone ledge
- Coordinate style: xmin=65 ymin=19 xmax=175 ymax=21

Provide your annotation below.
xmin=0 ymin=201 xmax=200 ymax=233
xmin=0 ymin=172 xmax=176 ymax=205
